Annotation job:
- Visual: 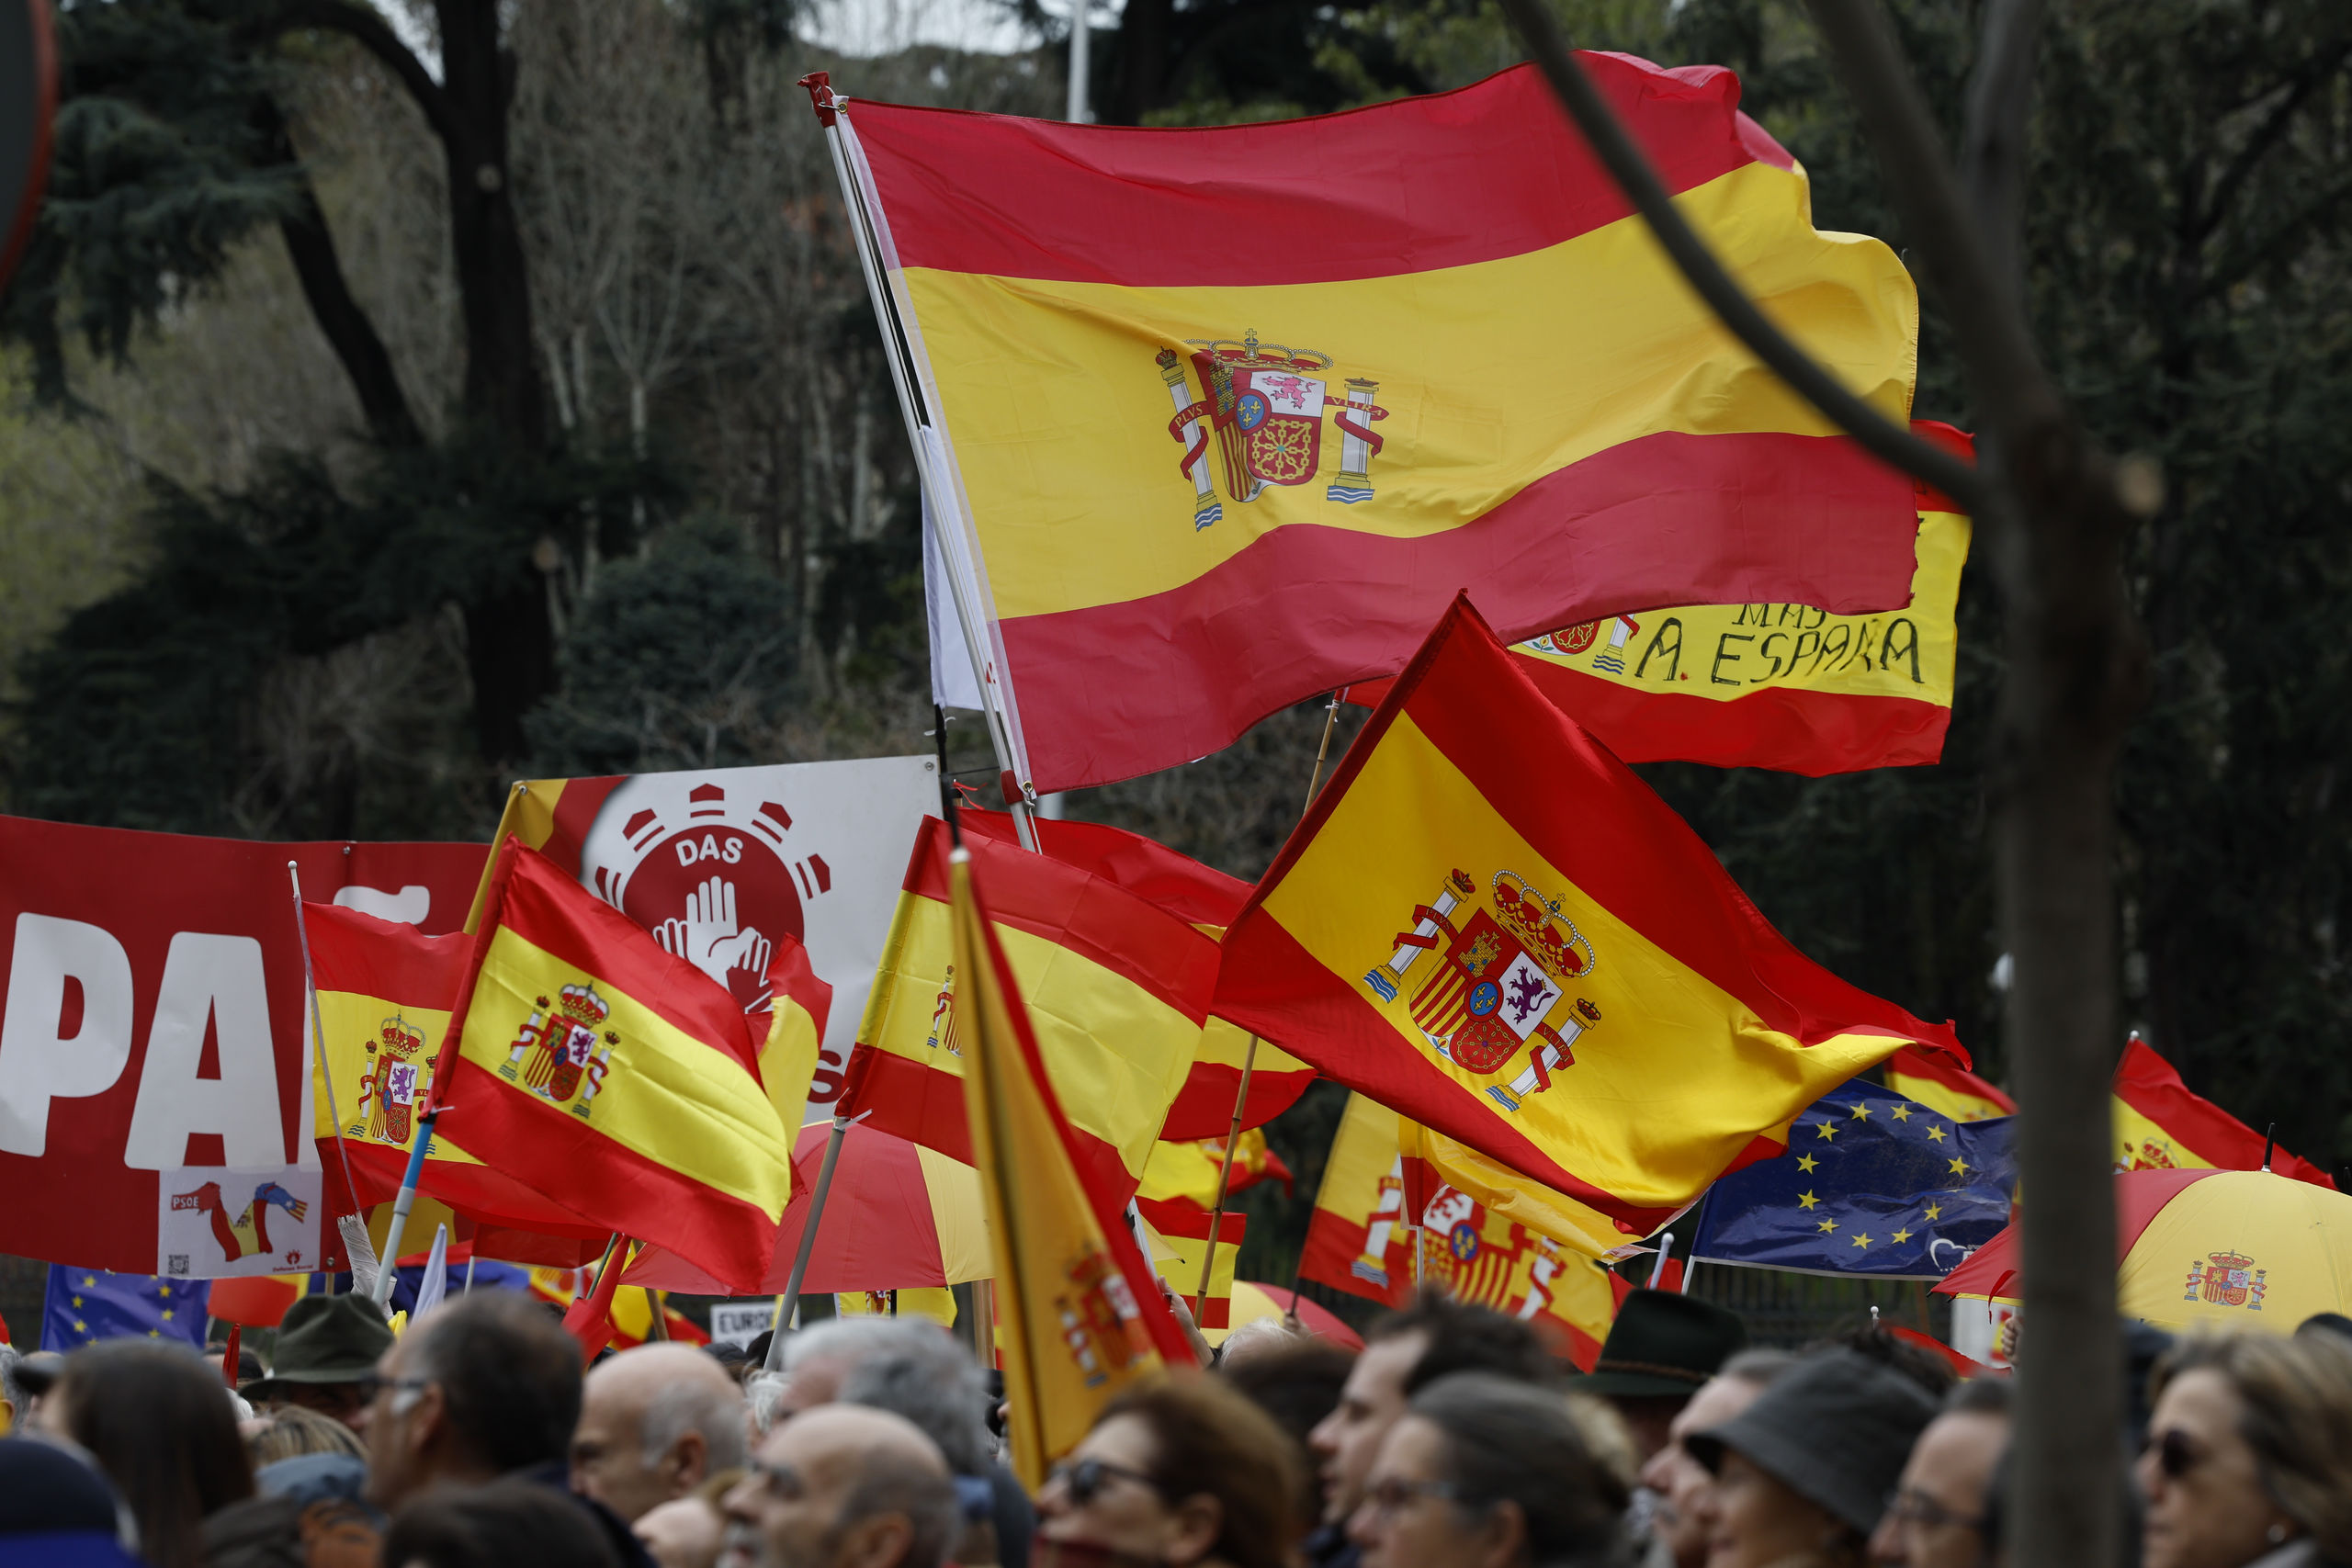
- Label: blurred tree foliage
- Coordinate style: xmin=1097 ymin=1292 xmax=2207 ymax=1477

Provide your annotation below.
xmin=6 ymin=0 xmax=2350 ymax=1298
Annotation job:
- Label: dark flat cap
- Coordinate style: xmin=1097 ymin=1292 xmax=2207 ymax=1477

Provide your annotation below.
xmin=1577 ymin=1290 xmax=1747 ymax=1398
xmin=1686 ymin=1348 xmax=1938 ymax=1536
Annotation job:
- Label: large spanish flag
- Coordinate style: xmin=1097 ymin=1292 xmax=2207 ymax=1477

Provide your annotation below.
xmin=951 ymin=841 xmax=1193 ymax=1489
xmin=1216 ymin=598 xmax=1963 ymax=1235
xmin=838 ymin=819 xmax=1217 ymax=1200
xmin=1348 ymin=424 xmax=1973 ymax=774
xmin=960 ymin=809 xmax=1316 ymax=1138
xmin=2113 ymin=1034 xmax=2334 ymax=1189
xmin=837 ymin=55 xmax=1926 ymax=794
xmin=431 ymin=842 xmax=803 ymax=1292
xmin=1299 ymin=1090 xmax=1415 ymax=1305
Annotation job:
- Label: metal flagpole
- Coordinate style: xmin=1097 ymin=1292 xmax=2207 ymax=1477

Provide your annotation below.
xmin=288 ymin=863 xmax=367 ymax=1273
xmin=372 ymin=1108 xmax=438 ymax=1307
xmin=1066 ymin=0 xmax=1089 ymax=123
xmin=802 ymin=73 xmax=1037 ymax=852
xmin=1646 ymin=1231 xmax=1677 ymax=1289
xmin=767 ymin=1109 xmax=867 ymax=1371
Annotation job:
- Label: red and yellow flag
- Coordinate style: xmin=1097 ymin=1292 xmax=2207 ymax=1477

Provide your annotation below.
xmin=837 ymin=56 xmax=1926 ymax=794
xmin=1135 ymin=1129 xmax=1293 ymax=1215
xmin=2112 ymin=1034 xmax=2334 ymax=1188
xmin=1299 ymin=1091 xmax=1415 ymax=1304
xmin=1349 ymin=425 xmax=1973 ymax=774
xmin=1216 ymin=599 xmax=1963 ymax=1236
xmin=950 ymin=840 xmax=1193 ymax=1488
xmin=1885 ymin=1043 xmax=2015 ymax=1124
xmin=432 ymin=842 xmax=804 ymax=1292
xmin=1135 ymin=1201 xmax=1248 ymax=1329
xmin=307 ymin=903 xmax=610 ymax=1259
xmin=839 ymin=819 xmax=1217 ymax=1201
xmin=963 ymin=808 xmax=1317 ymax=1138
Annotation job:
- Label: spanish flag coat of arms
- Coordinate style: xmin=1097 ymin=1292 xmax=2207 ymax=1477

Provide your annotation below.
xmin=1215 ymin=598 xmax=1965 ymax=1237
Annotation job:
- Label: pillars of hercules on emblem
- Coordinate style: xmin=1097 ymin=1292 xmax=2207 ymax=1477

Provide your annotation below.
xmin=1158 ymin=350 xmax=1223 ymax=530
xmin=1328 ymin=378 xmax=1382 ymax=503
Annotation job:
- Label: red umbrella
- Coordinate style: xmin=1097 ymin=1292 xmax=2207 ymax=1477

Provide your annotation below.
xmin=625 ymin=1121 xmax=990 ymax=1294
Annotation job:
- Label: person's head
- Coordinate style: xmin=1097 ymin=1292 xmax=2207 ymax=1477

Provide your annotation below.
xmin=835 ymin=1331 xmax=993 ymax=1478
xmin=639 ymin=1494 xmax=728 ymax=1568
xmin=381 ymin=1475 xmax=625 ymax=1568
xmin=1214 ymin=1316 xmax=1300 ymax=1371
xmin=242 ymin=1293 xmax=396 ymax=1433
xmin=1638 ymin=1350 xmax=1800 ymax=1568
xmin=0 ymin=1431 xmax=136 ymax=1549
xmin=1306 ymin=1292 xmax=1556 ymax=1529
xmin=1808 ymin=1325 xmax=1958 ymax=1404
xmin=1580 ymin=1292 xmax=1751 ymax=1461
xmin=2138 ymin=1330 xmax=2352 ymax=1568
xmin=573 ymin=1343 xmax=751 ymax=1522
xmin=1219 ymin=1337 xmax=1356 ymax=1530
xmin=1347 ymin=1372 xmax=1627 ymax=1568
xmin=367 ymin=1290 xmax=583 ymax=1511
xmin=54 ymin=1341 xmax=256 ymax=1568
xmin=720 ymin=1403 xmax=957 ymax=1568
xmin=0 ymin=1344 xmax=20 ymax=1434
xmin=1687 ymin=1348 xmax=1939 ymax=1568
xmin=779 ymin=1319 xmax=954 ymax=1422
xmin=1036 ymin=1374 xmax=1301 ymax=1568
xmin=9 ymin=1351 xmax=63 ymax=1433
xmin=246 ymin=1403 xmax=368 ymax=1467
xmin=1869 ymin=1376 xmax=2009 ymax=1568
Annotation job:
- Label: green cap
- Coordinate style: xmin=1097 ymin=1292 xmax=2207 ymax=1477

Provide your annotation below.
xmin=239 ymin=1293 xmax=394 ymax=1398
xmin=1574 ymin=1289 xmax=1747 ymax=1398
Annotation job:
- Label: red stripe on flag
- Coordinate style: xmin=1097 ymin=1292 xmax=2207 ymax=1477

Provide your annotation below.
xmin=1157 ymin=1063 xmax=1315 ymax=1144
xmin=1001 ymin=430 xmax=1917 ymax=794
xmin=960 ymin=809 xmax=1251 ymax=930
xmin=836 ymin=1043 xmax=1139 ymax=1204
xmin=306 ymin=903 xmax=466 ymax=1005
xmin=853 ymin=58 xmax=1789 ymax=287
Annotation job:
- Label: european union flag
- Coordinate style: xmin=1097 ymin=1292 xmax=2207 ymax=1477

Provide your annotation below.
xmin=1690 ymin=1081 xmax=2015 ymax=1278
xmin=42 ymin=1268 xmax=213 ymax=1351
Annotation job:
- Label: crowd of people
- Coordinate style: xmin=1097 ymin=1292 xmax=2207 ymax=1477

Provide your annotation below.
xmin=1 ymin=1283 xmax=2348 ymax=1568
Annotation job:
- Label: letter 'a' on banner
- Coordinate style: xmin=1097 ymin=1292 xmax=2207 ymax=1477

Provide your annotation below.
xmin=948 ymin=843 xmax=1194 ymax=1490
xmin=829 ymin=56 xmax=1926 ymax=794
xmin=1214 ymin=596 xmax=1967 ymax=1237
xmin=432 ymin=840 xmax=803 ymax=1293
xmin=1348 ymin=423 xmax=1976 ymax=776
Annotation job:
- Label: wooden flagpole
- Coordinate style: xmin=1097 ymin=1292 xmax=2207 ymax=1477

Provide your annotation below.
xmin=1196 ymin=693 xmax=1346 ymax=1319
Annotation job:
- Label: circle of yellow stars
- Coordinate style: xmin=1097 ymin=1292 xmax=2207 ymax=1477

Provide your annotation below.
xmin=1782 ymin=1096 xmax=1972 ymax=1254
xmin=68 ymin=1273 xmax=182 ymax=1339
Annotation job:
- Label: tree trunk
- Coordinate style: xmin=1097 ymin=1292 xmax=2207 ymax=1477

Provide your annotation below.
xmin=435 ymin=0 xmax=546 ymax=450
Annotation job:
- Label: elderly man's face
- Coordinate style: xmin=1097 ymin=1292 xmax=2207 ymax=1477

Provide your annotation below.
xmin=720 ymin=1407 xmax=934 ymax=1568
xmin=1868 ymin=1410 xmax=2005 ymax=1568
xmin=1638 ymin=1376 xmax=1767 ymax=1568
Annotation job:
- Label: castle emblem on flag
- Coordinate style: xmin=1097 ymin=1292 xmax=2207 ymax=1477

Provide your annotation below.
xmin=1153 ymin=331 xmax=1389 ymax=529
xmin=1054 ymin=1242 xmax=1151 ymax=1388
xmin=354 ymin=1014 xmax=432 ymax=1145
xmin=501 ymin=983 xmax=624 ymax=1119
xmin=2183 ymin=1248 xmax=2267 ymax=1310
xmin=1364 ymin=869 xmax=1601 ymax=1111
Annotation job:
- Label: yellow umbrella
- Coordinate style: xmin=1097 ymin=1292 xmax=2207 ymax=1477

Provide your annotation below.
xmin=1939 ymin=1168 xmax=2351 ymax=1338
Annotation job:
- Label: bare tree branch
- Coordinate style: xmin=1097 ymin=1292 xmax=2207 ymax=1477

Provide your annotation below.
xmin=1493 ymin=0 xmax=1984 ymax=513
xmin=1959 ymin=0 xmax=2042 ymax=316
xmin=2188 ymin=39 xmax=2352 ymax=247
xmin=252 ymin=0 xmax=472 ymax=164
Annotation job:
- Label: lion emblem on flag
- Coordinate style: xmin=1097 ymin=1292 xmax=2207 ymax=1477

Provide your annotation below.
xmin=500 ymin=983 xmax=624 ymax=1120
xmin=1152 ymin=331 xmax=1388 ymax=528
xmin=1364 ymin=868 xmax=1602 ymax=1111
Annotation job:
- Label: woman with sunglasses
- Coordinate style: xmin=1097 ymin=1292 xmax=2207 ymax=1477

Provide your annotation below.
xmin=1034 ymin=1376 xmax=1299 ymax=1568
xmin=2137 ymin=1331 xmax=2352 ymax=1568
xmin=1346 ymin=1371 xmax=1629 ymax=1568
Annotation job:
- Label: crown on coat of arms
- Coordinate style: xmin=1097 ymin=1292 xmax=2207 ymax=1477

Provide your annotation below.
xmin=2207 ymin=1248 xmax=2256 ymax=1271
xmin=376 ymin=1017 xmax=424 ymax=1058
xmin=1184 ymin=329 xmax=1334 ymax=374
xmin=557 ymin=984 xmax=611 ymax=1028
xmin=1490 ymin=871 xmax=1594 ymax=982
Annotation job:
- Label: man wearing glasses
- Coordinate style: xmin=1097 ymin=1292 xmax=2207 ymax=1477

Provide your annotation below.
xmin=1868 ymin=1378 xmax=2009 ymax=1568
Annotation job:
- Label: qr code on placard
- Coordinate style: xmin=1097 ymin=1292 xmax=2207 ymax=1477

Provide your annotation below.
xmin=167 ymin=1255 xmax=189 ymax=1276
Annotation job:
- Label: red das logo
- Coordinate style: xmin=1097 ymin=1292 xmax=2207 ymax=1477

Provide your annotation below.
xmin=560 ymin=757 xmax=940 ymax=1120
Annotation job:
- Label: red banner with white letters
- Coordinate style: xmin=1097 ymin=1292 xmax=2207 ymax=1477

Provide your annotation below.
xmin=0 ymin=814 xmax=484 ymax=1275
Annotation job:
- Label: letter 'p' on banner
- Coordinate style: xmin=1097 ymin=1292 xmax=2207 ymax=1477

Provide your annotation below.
xmin=0 ymin=815 xmax=483 ymax=1276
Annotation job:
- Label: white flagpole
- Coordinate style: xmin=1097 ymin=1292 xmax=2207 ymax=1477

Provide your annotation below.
xmin=1066 ymin=0 xmax=1090 ymax=124
xmin=802 ymin=75 xmax=1039 ymax=852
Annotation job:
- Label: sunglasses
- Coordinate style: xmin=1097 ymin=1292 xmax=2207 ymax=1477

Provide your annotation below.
xmin=2144 ymin=1428 xmax=2205 ymax=1482
xmin=1048 ymin=1459 xmax=1166 ymax=1507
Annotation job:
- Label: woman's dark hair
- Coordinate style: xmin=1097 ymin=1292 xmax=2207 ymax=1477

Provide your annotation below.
xmin=1099 ymin=1375 xmax=1302 ymax=1568
xmin=1219 ymin=1339 xmax=1357 ymax=1530
xmin=60 ymin=1341 xmax=254 ymax=1568
xmin=1408 ymin=1372 xmax=1629 ymax=1567
xmin=381 ymin=1479 xmax=625 ymax=1568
